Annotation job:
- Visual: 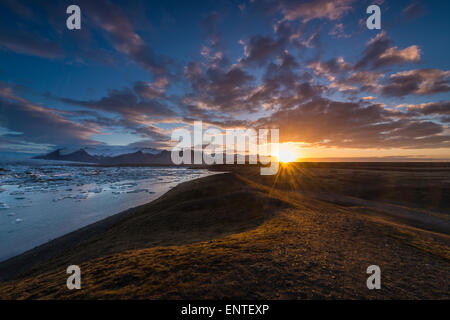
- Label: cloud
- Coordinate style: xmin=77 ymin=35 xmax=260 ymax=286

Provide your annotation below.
xmin=254 ymin=98 xmax=449 ymax=149
xmin=406 ymin=101 xmax=450 ymax=115
xmin=402 ymin=2 xmax=426 ymax=20
xmin=378 ymin=45 xmax=420 ymax=65
xmin=127 ymin=139 xmax=172 ymax=149
xmin=184 ymin=52 xmax=321 ymax=116
xmin=280 ymin=0 xmax=354 ymax=22
xmin=329 ymin=71 xmax=384 ymax=94
xmin=246 ymin=52 xmax=322 ymax=109
xmin=79 ymin=0 xmax=173 ymax=76
xmin=1 ymin=0 xmax=447 ymax=155
xmin=197 ymin=12 xmax=231 ymax=71
xmin=56 ymin=83 xmax=175 ymax=140
xmin=0 ymin=83 xmax=98 ymax=146
xmin=344 ymin=71 xmax=384 ymax=90
xmin=381 ymin=69 xmax=450 ymax=96
xmin=240 ymin=34 xmax=287 ymax=66
xmin=308 ymin=57 xmax=353 ymax=81
xmin=329 ymin=23 xmax=350 ymax=38
xmin=0 ymin=0 xmax=171 ymax=71
xmin=183 ymin=64 xmax=255 ymax=112
xmin=60 ymin=85 xmax=174 ymax=118
xmin=392 ymin=121 xmax=443 ymax=138
xmin=201 ymin=12 xmax=222 ymax=50
xmin=238 ymin=19 xmax=299 ymax=67
xmin=133 ymin=78 xmax=169 ymax=100
xmin=439 ymin=116 xmax=450 ymax=123
xmin=184 ymin=62 xmax=203 ymax=80
xmin=356 ymin=32 xmax=421 ymax=70
xmin=0 ymin=29 xmax=64 ymax=59
xmin=307 ymin=57 xmax=385 ymax=94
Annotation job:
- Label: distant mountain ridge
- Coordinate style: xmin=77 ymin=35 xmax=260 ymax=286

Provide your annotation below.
xmin=34 ymin=147 xmax=175 ymax=165
xmin=33 ymin=146 xmax=270 ymax=165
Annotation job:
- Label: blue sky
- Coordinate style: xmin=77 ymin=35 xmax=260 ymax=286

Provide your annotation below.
xmin=0 ymin=0 xmax=449 ymax=159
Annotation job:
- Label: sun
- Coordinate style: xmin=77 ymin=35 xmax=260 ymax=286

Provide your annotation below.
xmin=277 ymin=147 xmax=297 ymax=163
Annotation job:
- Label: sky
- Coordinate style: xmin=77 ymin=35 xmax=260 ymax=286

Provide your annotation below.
xmin=0 ymin=0 xmax=449 ymax=160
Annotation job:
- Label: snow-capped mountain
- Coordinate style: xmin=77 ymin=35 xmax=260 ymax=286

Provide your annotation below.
xmin=33 ymin=146 xmax=174 ymax=165
xmin=58 ymin=146 xmax=161 ymax=157
xmin=32 ymin=146 xmax=260 ymax=165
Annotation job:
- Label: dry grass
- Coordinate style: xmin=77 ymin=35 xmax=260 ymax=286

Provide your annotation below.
xmin=0 ymin=165 xmax=449 ymax=299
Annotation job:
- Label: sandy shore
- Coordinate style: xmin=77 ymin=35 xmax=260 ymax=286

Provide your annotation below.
xmin=0 ymin=164 xmax=449 ymax=299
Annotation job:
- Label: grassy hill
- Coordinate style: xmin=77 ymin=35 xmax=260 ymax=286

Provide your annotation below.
xmin=0 ymin=164 xmax=448 ymax=299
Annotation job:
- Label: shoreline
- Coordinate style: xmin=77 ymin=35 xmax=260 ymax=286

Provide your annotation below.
xmin=0 ymin=168 xmax=219 ymax=269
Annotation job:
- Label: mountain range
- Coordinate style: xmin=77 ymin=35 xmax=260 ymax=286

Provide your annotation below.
xmin=33 ymin=146 xmax=175 ymax=165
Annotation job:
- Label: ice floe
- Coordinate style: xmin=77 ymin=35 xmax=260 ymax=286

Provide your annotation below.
xmin=126 ymin=189 xmax=148 ymax=194
xmin=0 ymin=202 xmax=9 ymax=209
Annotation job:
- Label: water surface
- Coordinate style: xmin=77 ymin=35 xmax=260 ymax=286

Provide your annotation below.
xmin=0 ymin=164 xmax=212 ymax=261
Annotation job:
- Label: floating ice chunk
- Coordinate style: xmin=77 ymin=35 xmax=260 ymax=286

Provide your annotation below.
xmin=126 ymin=189 xmax=148 ymax=194
xmin=9 ymin=191 xmax=24 ymax=196
xmin=72 ymin=194 xmax=88 ymax=200
xmin=88 ymin=188 xmax=103 ymax=193
xmin=0 ymin=202 xmax=9 ymax=209
xmin=53 ymin=195 xmax=70 ymax=202
xmin=15 ymin=218 xmax=24 ymax=223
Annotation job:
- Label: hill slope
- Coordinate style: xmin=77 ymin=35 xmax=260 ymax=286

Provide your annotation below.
xmin=0 ymin=167 xmax=448 ymax=299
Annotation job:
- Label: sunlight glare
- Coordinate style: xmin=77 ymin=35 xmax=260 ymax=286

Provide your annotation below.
xmin=276 ymin=146 xmax=297 ymax=163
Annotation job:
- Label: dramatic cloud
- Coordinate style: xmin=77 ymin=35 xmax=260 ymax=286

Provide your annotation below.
xmin=183 ymin=65 xmax=255 ymax=112
xmin=0 ymin=0 xmax=448 ymax=155
xmin=246 ymin=53 xmax=322 ymax=109
xmin=240 ymin=34 xmax=287 ymax=66
xmin=307 ymin=58 xmax=385 ymax=94
xmin=378 ymin=46 xmax=420 ymax=65
xmin=330 ymin=71 xmax=385 ymax=93
xmin=184 ymin=52 xmax=321 ymax=116
xmin=392 ymin=121 xmax=443 ymax=138
xmin=381 ymin=69 xmax=450 ymax=96
xmin=79 ymin=0 xmax=173 ymax=76
xmin=0 ymin=84 xmax=98 ymax=146
xmin=57 ymin=83 xmax=174 ymax=140
xmin=60 ymin=86 xmax=173 ymax=118
xmin=239 ymin=19 xmax=300 ymax=66
xmin=344 ymin=71 xmax=384 ymax=90
xmin=356 ymin=32 xmax=421 ymax=70
xmin=254 ymin=98 xmax=449 ymax=149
